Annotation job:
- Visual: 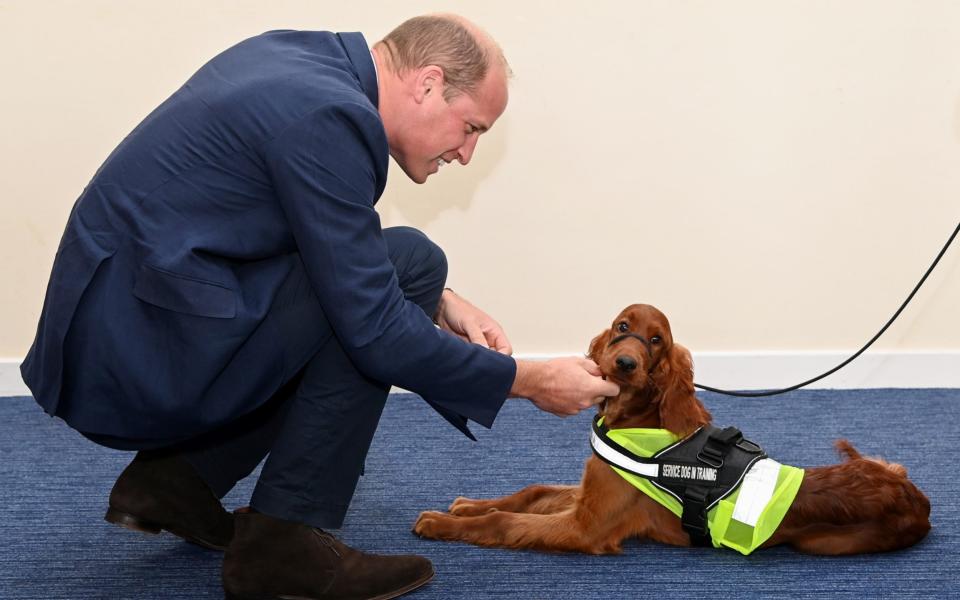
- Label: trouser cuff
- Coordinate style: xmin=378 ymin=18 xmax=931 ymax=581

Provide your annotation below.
xmin=250 ymin=480 xmax=349 ymax=529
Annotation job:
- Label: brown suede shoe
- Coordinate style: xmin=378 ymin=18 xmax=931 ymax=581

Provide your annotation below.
xmin=104 ymin=451 xmax=234 ymax=550
xmin=223 ymin=512 xmax=434 ymax=600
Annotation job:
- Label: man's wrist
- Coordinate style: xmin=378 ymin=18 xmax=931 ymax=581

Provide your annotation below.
xmin=510 ymin=359 xmax=544 ymax=398
xmin=433 ymin=288 xmax=455 ymax=324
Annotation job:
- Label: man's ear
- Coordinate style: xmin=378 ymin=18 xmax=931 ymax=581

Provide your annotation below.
xmin=413 ymin=65 xmax=445 ymax=103
xmin=651 ymin=344 xmax=711 ymax=437
xmin=587 ymin=329 xmax=612 ymax=363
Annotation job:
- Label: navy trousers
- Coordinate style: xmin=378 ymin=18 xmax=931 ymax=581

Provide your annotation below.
xmin=90 ymin=226 xmax=447 ymax=529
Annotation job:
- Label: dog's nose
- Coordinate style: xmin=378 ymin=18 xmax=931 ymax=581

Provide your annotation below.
xmin=615 ymin=356 xmax=637 ymax=372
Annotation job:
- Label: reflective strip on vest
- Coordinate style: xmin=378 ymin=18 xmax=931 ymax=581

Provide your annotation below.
xmin=591 ymin=420 xmax=804 ymax=555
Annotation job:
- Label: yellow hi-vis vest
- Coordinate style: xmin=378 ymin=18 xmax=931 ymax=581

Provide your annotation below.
xmin=590 ymin=416 xmax=804 ymax=555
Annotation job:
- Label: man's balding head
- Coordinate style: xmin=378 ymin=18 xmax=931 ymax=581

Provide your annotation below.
xmin=375 ymin=14 xmax=510 ymax=102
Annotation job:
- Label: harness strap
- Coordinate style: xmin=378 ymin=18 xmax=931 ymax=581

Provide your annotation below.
xmin=590 ymin=415 xmax=660 ymax=479
xmin=681 ymin=487 xmax=712 ymax=547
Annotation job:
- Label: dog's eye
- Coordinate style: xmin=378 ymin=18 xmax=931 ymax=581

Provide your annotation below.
xmin=651 ymin=335 xmax=662 ymax=344
xmin=617 ymin=322 xmax=629 ymax=333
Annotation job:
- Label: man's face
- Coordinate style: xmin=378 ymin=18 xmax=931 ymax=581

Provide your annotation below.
xmin=391 ymin=65 xmax=508 ymax=184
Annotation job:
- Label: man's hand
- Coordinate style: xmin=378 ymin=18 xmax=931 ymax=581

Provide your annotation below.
xmin=511 ymin=357 xmax=620 ymax=417
xmin=434 ymin=288 xmax=513 ymax=355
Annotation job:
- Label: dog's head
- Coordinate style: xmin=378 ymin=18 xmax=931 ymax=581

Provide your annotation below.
xmin=587 ymin=304 xmax=711 ymax=436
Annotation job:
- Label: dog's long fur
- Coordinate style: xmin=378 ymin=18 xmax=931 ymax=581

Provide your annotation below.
xmin=413 ymin=304 xmax=931 ymax=555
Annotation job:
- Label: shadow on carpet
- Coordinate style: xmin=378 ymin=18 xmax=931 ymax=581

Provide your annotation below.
xmin=1 ymin=388 xmax=957 ymax=599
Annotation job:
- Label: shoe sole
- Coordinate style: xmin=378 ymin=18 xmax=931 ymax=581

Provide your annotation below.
xmin=223 ymin=567 xmax=435 ymax=600
xmin=104 ymin=506 xmax=228 ymax=551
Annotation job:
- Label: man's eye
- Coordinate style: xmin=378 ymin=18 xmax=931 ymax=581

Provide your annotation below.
xmin=651 ymin=335 xmax=662 ymax=344
xmin=617 ymin=322 xmax=629 ymax=333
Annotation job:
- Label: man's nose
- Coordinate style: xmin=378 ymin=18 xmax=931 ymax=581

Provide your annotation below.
xmin=457 ymin=135 xmax=479 ymax=165
xmin=615 ymin=356 xmax=637 ymax=372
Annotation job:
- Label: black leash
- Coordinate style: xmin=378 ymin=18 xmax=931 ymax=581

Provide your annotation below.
xmin=693 ymin=220 xmax=960 ymax=397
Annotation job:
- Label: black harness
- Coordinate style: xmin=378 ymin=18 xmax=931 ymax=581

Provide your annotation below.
xmin=591 ymin=415 xmax=767 ymax=546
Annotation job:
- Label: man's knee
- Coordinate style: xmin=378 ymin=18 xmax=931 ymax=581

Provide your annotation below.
xmin=384 ymin=226 xmax=448 ymax=289
xmin=383 ymin=226 xmax=447 ymax=316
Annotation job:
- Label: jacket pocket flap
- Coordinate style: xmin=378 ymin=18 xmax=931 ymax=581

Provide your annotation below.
xmin=133 ymin=264 xmax=236 ymax=319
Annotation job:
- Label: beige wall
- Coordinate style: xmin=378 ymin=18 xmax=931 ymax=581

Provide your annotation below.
xmin=2 ymin=0 xmax=959 ymax=359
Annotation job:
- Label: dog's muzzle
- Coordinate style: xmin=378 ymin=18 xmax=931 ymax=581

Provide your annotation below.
xmin=607 ymin=333 xmax=653 ymax=358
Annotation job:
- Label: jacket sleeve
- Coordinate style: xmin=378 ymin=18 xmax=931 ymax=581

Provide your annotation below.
xmin=262 ymin=101 xmax=515 ymax=431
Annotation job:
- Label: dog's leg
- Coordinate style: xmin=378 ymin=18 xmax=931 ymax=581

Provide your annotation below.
xmin=769 ymin=503 xmax=932 ymax=555
xmin=770 ymin=519 xmax=930 ymax=555
xmin=449 ymin=485 xmax=578 ymax=516
xmin=414 ymin=508 xmax=626 ymax=554
xmin=415 ymin=458 xmax=686 ymax=553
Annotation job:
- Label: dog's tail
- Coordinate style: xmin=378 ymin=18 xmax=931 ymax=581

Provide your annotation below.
xmin=834 ymin=439 xmax=862 ymax=461
xmin=834 ymin=439 xmax=907 ymax=477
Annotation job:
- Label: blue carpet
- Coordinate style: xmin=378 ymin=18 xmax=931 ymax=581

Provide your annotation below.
xmin=1 ymin=389 xmax=957 ymax=599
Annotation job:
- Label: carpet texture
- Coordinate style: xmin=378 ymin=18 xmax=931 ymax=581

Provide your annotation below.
xmin=1 ymin=388 xmax=957 ymax=599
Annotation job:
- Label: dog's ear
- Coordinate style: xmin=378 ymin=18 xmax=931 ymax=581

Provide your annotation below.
xmin=651 ymin=343 xmax=711 ymax=437
xmin=587 ymin=328 xmax=612 ymax=363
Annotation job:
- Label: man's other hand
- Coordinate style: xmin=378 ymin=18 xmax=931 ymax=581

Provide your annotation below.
xmin=434 ymin=288 xmax=512 ymax=355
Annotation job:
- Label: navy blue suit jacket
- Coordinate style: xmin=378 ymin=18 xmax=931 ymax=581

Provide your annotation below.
xmin=21 ymin=31 xmax=515 ymax=441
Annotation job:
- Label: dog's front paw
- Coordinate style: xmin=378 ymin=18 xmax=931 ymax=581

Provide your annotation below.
xmin=413 ymin=511 xmax=456 ymax=540
xmin=449 ymin=496 xmax=499 ymax=516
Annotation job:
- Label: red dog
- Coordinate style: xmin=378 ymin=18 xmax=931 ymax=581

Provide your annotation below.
xmin=414 ymin=304 xmax=931 ymax=555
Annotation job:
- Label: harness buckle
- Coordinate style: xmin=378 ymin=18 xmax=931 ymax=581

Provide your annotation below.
xmin=697 ymin=446 xmax=724 ymax=468
xmin=710 ymin=426 xmax=744 ymax=446
xmin=697 ymin=426 xmax=746 ymax=468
